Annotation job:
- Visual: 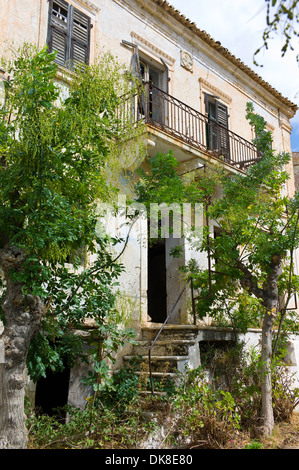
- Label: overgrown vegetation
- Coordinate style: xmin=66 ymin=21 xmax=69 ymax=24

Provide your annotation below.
xmin=135 ymin=103 xmax=299 ymax=436
xmin=0 ymin=43 xmax=144 ymax=448
xmin=26 ymin=343 xmax=299 ymax=449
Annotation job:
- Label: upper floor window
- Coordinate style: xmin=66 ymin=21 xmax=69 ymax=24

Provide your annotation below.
xmin=205 ymin=93 xmax=230 ymax=160
xmin=140 ymin=61 xmax=164 ymax=89
xmin=47 ymin=0 xmax=91 ymax=70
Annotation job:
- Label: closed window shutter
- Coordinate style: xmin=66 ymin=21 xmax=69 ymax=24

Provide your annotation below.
xmin=205 ymin=94 xmax=230 ymax=158
xmin=48 ymin=0 xmax=90 ymax=69
xmin=216 ymin=102 xmax=230 ymax=158
xmin=48 ymin=0 xmax=69 ymax=67
xmin=71 ymin=9 xmax=90 ymax=66
xmin=217 ymin=102 xmax=228 ymax=128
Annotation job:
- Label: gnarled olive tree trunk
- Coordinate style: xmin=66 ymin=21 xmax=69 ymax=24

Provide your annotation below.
xmin=0 ymin=246 xmax=44 ymax=449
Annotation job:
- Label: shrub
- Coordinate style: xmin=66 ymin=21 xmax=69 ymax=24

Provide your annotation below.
xmin=169 ymin=366 xmax=242 ymax=448
xmin=168 ymin=343 xmax=299 ymax=447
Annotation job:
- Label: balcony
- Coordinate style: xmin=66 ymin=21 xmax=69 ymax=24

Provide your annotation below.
xmin=119 ymin=82 xmax=260 ymax=170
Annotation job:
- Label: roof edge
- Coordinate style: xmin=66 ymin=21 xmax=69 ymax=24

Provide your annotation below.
xmin=152 ymin=0 xmax=298 ymax=115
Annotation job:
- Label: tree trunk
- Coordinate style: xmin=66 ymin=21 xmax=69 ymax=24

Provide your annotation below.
xmin=260 ymin=309 xmax=275 ymax=436
xmin=0 ymin=246 xmax=44 ymax=449
xmin=260 ymin=262 xmax=280 ymax=437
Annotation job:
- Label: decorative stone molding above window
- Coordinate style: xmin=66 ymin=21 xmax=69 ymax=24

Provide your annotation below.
xmin=74 ymin=0 xmax=100 ymax=14
xmin=199 ymin=78 xmax=232 ymax=105
xmin=266 ymin=122 xmax=275 ymax=132
xmin=280 ymin=120 xmax=292 ymax=134
xmin=130 ymin=32 xmax=175 ymax=67
xmin=180 ymin=50 xmax=193 ymax=72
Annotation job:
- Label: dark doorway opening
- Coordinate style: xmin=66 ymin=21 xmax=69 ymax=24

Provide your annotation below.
xmin=35 ymin=366 xmax=70 ymax=420
xmin=148 ymin=239 xmax=167 ymax=323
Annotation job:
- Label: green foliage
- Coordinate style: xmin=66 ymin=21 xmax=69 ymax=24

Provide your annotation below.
xmin=25 ymin=342 xmax=299 ymax=449
xmin=136 ymin=105 xmax=299 ymax=335
xmin=244 ymin=440 xmax=263 ymax=449
xmin=254 ymin=0 xmax=299 ymax=65
xmin=0 ymin=43 xmax=144 ymax=385
xmin=182 ymin=103 xmax=299 ymax=335
xmin=183 ymin=262 xmax=262 ymax=333
xmin=81 ymin=325 xmax=138 ymax=395
xmin=135 ymin=151 xmax=202 ymax=208
xmin=26 ymin=392 xmax=158 ymax=449
xmin=0 ymin=44 xmax=141 ymax=262
xmin=25 ymin=235 xmax=138 ymax=384
xmin=92 ymin=359 xmax=141 ymax=409
xmin=206 ymin=104 xmax=295 ymax=273
xmin=170 ymin=366 xmax=241 ymax=448
xmin=168 ymin=343 xmax=299 ymax=447
xmin=135 ymin=151 xmax=203 ymax=242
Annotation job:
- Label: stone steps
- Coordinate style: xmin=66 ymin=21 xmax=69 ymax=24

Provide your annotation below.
xmin=132 ymin=339 xmax=196 ymax=356
xmin=141 ymin=325 xmax=199 ymax=341
xmin=122 ymin=324 xmax=201 ymax=393
xmin=123 ymin=355 xmax=190 ymax=373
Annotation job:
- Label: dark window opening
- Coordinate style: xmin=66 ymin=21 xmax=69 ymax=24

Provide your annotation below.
xmin=213 ymin=226 xmax=222 ymax=266
xmin=47 ymin=0 xmax=91 ymax=70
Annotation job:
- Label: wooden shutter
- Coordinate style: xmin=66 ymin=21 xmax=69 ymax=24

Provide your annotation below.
xmin=132 ymin=47 xmax=141 ymax=82
xmin=216 ymin=102 xmax=228 ymax=127
xmin=48 ymin=0 xmax=69 ymax=67
xmin=216 ymin=101 xmax=230 ymax=159
xmin=48 ymin=0 xmax=90 ymax=69
xmin=205 ymin=94 xmax=230 ymax=158
xmin=121 ymin=41 xmax=141 ymax=81
xmin=71 ymin=8 xmax=91 ymax=66
xmin=160 ymin=58 xmax=169 ymax=94
xmin=205 ymin=94 xmax=218 ymax=151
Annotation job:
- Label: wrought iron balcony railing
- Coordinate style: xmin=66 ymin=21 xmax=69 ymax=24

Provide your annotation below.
xmin=118 ymin=82 xmax=260 ymax=170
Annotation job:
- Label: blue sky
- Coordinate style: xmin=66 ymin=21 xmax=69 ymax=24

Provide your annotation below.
xmin=168 ymin=0 xmax=299 ymax=151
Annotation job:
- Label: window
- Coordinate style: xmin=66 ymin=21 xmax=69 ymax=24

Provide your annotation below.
xmin=47 ymin=0 xmax=91 ymax=70
xmin=205 ymin=94 xmax=230 ymax=160
xmin=140 ymin=61 xmax=164 ymax=89
xmin=139 ymin=60 xmax=166 ymax=123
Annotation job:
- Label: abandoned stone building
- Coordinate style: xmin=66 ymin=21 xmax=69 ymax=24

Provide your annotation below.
xmin=1 ymin=0 xmax=299 ymax=412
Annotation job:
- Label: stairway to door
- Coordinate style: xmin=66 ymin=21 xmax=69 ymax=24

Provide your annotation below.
xmin=123 ymin=325 xmax=201 ymax=394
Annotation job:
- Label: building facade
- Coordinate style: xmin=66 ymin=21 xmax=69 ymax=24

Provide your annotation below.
xmin=1 ymin=0 xmax=299 ymax=408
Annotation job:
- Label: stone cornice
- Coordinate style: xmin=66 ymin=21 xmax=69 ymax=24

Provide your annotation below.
xmin=131 ymin=32 xmax=175 ymax=66
xmin=75 ymin=0 xmax=100 ymax=13
xmin=199 ymin=78 xmax=232 ymax=104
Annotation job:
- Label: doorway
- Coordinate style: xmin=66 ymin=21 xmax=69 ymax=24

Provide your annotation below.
xmin=147 ymin=231 xmax=185 ymax=324
xmin=147 ymin=238 xmax=167 ymax=323
xmin=35 ymin=366 xmax=70 ymax=419
xmin=139 ymin=59 xmax=166 ymax=124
